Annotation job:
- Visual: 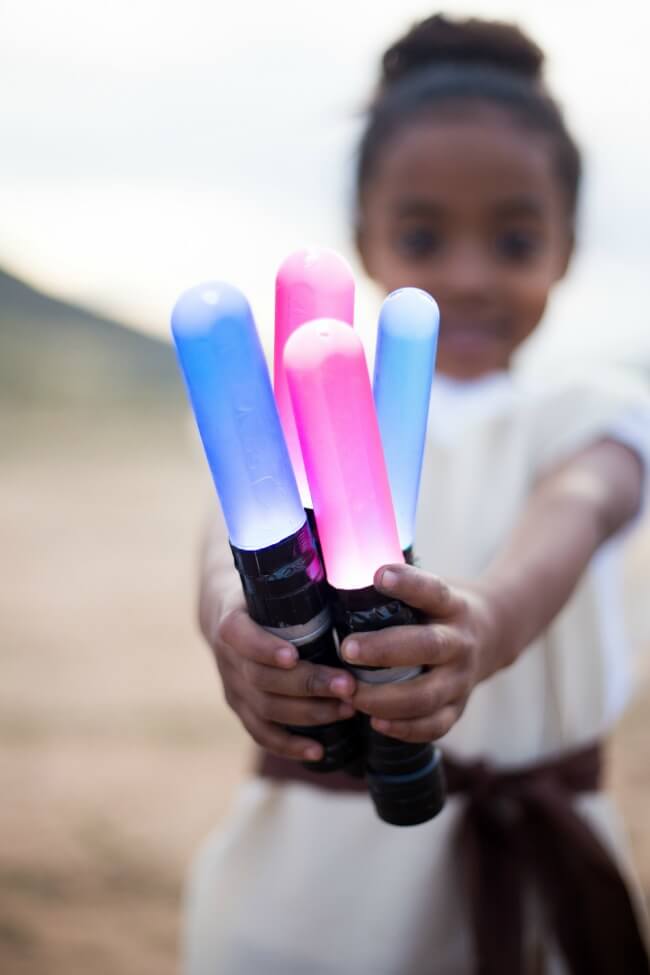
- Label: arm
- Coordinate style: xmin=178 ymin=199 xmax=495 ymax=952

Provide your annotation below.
xmin=476 ymin=437 xmax=643 ymax=671
xmin=197 ymin=511 xmax=245 ymax=647
xmin=342 ymin=439 xmax=644 ymax=742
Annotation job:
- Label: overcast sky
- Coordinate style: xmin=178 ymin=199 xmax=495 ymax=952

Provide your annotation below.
xmin=2 ymin=0 xmax=649 ymax=369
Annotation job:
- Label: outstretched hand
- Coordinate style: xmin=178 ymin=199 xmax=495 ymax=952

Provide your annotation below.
xmin=208 ymin=600 xmax=357 ymax=763
xmin=340 ymin=563 xmax=503 ymax=743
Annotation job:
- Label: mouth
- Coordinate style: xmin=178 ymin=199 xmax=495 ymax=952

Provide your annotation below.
xmin=439 ymin=318 xmax=510 ymax=353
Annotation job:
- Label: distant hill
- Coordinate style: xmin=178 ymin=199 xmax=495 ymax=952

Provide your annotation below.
xmin=0 ymin=267 xmax=185 ymax=410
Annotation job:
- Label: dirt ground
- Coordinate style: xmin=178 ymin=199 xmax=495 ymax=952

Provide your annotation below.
xmin=1 ymin=408 xmax=649 ymax=974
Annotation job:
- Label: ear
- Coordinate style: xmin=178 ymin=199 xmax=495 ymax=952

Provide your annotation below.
xmin=354 ymin=220 xmax=372 ymax=278
xmin=555 ymin=227 xmax=575 ymax=282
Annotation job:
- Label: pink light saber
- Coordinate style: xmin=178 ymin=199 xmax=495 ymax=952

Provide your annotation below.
xmin=285 ymin=318 xmax=446 ymax=827
xmin=274 ymin=249 xmax=355 ymax=505
xmin=284 ymin=317 xmax=402 ymax=591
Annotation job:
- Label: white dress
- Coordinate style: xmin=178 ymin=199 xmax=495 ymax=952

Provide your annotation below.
xmin=183 ymin=368 xmax=650 ymax=975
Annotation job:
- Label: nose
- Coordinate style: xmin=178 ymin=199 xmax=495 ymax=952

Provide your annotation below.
xmin=435 ymin=241 xmax=493 ymax=304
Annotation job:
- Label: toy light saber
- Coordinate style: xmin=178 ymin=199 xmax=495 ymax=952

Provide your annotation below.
xmin=373 ymin=288 xmax=440 ymax=560
xmin=285 ymin=318 xmax=446 ymax=825
xmin=274 ymin=248 xmax=355 ymax=507
xmin=171 ymin=282 xmax=361 ymax=772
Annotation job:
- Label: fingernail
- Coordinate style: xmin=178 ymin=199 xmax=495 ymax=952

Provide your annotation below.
xmin=275 ymin=647 xmax=297 ymax=666
xmin=330 ymin=675 xmax=352 ymax=695
xmin=338 ymin=703 xmax=355 ymax=719
xmin=342 ymin=640 xmax=360 ymax=662
xmin=373 ymin=718 xmax=391 ymax=733
xmin=304 ymin=745 xmax=322 ymax=761
xmin=378 ymin=569 xmax=397 ymax=591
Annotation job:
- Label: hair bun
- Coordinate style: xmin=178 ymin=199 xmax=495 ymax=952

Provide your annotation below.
xmin=381 ymin=14 xmax=544 ymax=89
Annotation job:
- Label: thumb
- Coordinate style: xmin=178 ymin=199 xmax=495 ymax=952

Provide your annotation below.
xmin=374 ymin=563 xmax=460 ymax=619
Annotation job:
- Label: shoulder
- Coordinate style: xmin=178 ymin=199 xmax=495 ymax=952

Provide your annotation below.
xmin=511 ymin=364 xmax=650 ymax=477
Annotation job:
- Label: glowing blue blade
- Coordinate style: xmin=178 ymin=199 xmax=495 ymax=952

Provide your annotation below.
xmin=171 ymin=282 xmax=305 ymax=550
xmin=373 ymin=288 xmax=440 ymax=551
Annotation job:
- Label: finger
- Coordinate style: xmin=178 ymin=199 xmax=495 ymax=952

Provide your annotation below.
xmin=254 ymin=692 xmax=356 ymax=727
xmin=352 ymin=669 xmax=463 ymax=720
xmin=225 ymin=667 xmax=356 ymax=725
xmin=370 ymin=704 xmax=460 ymax=743
xmin=216 ymin=608 xmax=299 ymax=668
xmin=239 ymin=703 xmax=325 ymax=762
xmin=340 ymin=624 xmax=460 ymax=670
xmin=242 ymin=659 xmax=356 ymax=700
xmin=373 ymin=564 xmax=463 ymax=619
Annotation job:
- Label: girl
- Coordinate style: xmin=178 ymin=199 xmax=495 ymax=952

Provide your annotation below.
xmin=185 ymin=14 xmax=650 ymax=974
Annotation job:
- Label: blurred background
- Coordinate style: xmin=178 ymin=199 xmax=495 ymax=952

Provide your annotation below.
xmin=1 ymin=1 xmax=649 ymax=972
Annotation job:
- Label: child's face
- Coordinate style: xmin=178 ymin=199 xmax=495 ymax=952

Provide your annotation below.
xmin=358 ymin=104 xmax=573 ymax=379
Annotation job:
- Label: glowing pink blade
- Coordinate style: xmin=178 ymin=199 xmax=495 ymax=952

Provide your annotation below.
xmin=284 ymin=318 xmax=403 ymax=591
xmin=274 ymin=248 xmax=355 ymax=504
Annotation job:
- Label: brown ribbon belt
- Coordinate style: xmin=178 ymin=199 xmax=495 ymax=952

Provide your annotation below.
xmin=258 ymin=744 xmax=649 ymax=974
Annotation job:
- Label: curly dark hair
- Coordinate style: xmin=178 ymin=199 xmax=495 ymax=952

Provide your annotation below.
xmin=356 ymin=13 xmax=581 ymax=227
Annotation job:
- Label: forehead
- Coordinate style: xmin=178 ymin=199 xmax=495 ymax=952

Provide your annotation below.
xmin=366 ymin=105 xmax=562 ymax=218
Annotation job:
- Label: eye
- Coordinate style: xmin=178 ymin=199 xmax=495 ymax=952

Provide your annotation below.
xmin=396 ymin=227 xmax=442 ymax=260
xmin=495 ymin=229 xmax=542 ymax=263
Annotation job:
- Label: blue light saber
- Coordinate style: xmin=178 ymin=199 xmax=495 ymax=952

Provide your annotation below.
xmin=171 ymin=281 xmax=360 ymax=772
xmin=373 ymin=288 xmax=440 ymax=559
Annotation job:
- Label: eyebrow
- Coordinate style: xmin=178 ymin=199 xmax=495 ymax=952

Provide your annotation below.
xmin=393 ymin=195 xmax=546 ymax=220
xmin=393 ymin=200 xmax=444 ymax=219
xmin=491 ymin=196 xmax=546 ymax=218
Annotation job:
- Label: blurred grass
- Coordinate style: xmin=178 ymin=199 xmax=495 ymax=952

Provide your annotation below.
xmin=0 ymin=401 xmax=250 ymax=975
